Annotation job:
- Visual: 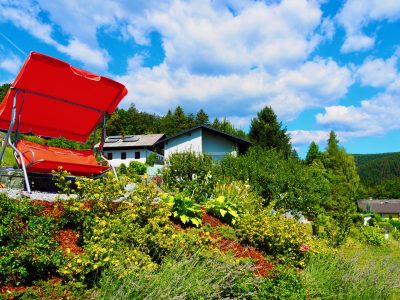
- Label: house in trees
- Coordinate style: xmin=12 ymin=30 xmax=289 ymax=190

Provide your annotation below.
xmin=156 ymin=125 xmax=250 ymax=161
xmin=99 ymin=134 xmax=165 ymax=166
xmin=358 ymin=199 xmax=400 ymax=219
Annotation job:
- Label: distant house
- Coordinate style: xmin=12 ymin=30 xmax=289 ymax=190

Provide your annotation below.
xmin=99 ymin=134 xmax=165 ymax=166
xmin=358 ymin=199 xmax=400 ymax=219
xmin=156 ymin=125 xmax=251 ymax=161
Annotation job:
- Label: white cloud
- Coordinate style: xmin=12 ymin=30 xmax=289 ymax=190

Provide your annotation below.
xmin=289 ymin=130 xmax=330 ymax=145
xmin=0 ymin=53 xmax=22 ymax=74
xmin=0 ymin=1 xmax=110 ymax=69
xmin=337 ymin=0 xmax=400 ymax=53
xmin=0 ymin=0 xmax=357 ymax=132
xmin=117 ymin=58 xmax=353 ymax=124
xmin=56 ymin=39 xmax=109 ymax=70
xmin=316 ymin=90 xmax=400 ymax=137
xmin=289 ymin=129 xmax=372 ymax=147
xmin=357 ymin=54 xmax=399 ymax=88
xmin=142 ymin=0 xmax=322 ymax=74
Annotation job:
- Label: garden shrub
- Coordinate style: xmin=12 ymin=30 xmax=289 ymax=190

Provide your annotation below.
xmin=162 ymin=152 xmax=216 ymax=202
xmin=145 ymin=152 xmax=158 ymax=166
xmin=360 ymin=226 xmax=386 ymax=246
xmin=302 ymin=252 xmax=399 ymax=299
xmin=257 ymin=265 xmax=306 ymax=300
xmin=117 ymin=163 xmax=128 ymax=176
xmin=377 ymin=221 xmax=393 ymax=231
xmin=392 ymin=229 xmax=400 ymax=241
xmin=235 ymin=210 xmax=309 ymax=266
xmin=128 ymin=160 xmax=147 ymax=175
xmin=213 ymin=180 xmax=264 ymax=215
xmin=94 ymin=249 xmax=260 ymax=300
xmin=61 ymin=200 xmax=174 ymax=283
xmin=205 ymin=195 xmax=241 ymax=225
xmin=219 ymin=147 xmax=330 ymax=220
xmin=0 ymin=195 xmax=64 ymax=285
xmin=162 ymin=194 xmax=202 ymax=227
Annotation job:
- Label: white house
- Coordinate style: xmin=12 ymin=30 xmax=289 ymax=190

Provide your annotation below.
xmin=156 ymin=125 xmax=250 ymax=161
xmin=99 ymin=134 xmax=165 ymax=167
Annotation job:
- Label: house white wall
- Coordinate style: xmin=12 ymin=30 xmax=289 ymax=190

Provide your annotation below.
xmin=164 ymin=128 xmax=238 ymax=161
xmin=202 ymin=130 xmax=237 ymax=160
xmin=104 ymin=148 xmax=158 ymax=166
xmin=164 ymin=128 xmax=202 ymax=159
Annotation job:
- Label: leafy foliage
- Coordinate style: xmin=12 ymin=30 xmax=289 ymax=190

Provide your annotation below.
xmin=219 ymin=147 xmax=330 ymax=219
xmin=354 ymin=152 xmax=400 ymax=186
xmin=249 ymin=106 xmax=292 ymax=157
xmin=0 ymin=83 xmax=11 ymax=102
xmin=205 ymin=196 xmax=241 ymax=225
xmin=302 ymin=251 xmax=400 ymax=299
xmin=0 ymin=195 xmax=64 ymax=285
xmin=106 ymin=104 xmax=246 ymax=138
xmin=235 ymin=210 xmax=310 ymax=266
xmin=162 ymin=152 xmax=216 ymax=202
xmin=163 ymin=194 xmax=202 ymax=227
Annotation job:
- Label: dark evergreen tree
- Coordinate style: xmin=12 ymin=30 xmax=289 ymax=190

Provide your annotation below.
xmin=0 ymin=83 xmax=11 ymax=103
xmin=306 ymin=141 xmax=321 ymax=165
xmin=173 ymin=106 xmax=188 ymax=133
xmin=195 ymin=109 xmax=210 ymax=125
xmin=249 ymin=106 xmax=291 ymax=157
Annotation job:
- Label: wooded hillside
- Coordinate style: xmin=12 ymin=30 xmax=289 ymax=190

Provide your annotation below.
xmin=354 ymin=152 xmax=400 ymax=186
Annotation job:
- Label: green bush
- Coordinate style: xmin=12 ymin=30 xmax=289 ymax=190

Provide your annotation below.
xmin=117 ymin=163 xmax=128 ymax=176
xmin=162 ymin=152 xmax=216 ymax=202
xmin=205 ymin=195 xmax=241 ymax=225
xmin=163 ymin=194 xmax=202 ymax=227
xmin=302 ymin=252 xmax=399 ymax=299
xmin=361 ymin=226 xmax=386 ymax=246
xmin=219 ymin=147 xmax=330 ymax=219
xmin=128 ymin=160 xmax=147 ymax=175
xmin=235 ymin=210 xmax=309 ymax=266
xmin=0 ymin=195 xmax=64 ymax=285
xmin=145 ymin=152 xmax=158 ymax=166
xmin=94 ymin=249 xmax=260 ymax=300
xmin=257 ymin=265 xmax=306 ymax=300
xmin=392 ymin=229 xmax=400 ymax=241
xmin=213 ymin=181 xmax=264 ymax=215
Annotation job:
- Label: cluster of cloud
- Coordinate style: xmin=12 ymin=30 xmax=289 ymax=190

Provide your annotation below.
xmin=0 ymin=0 xmax=399 ymax=149
xmin=337 ymin=0 xmax=400 ymax=53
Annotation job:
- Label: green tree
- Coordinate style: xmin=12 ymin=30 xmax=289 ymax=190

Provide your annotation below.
xmin=321 ymin=131 xmax=360 ymax=245
xmin=0 ymin=83 xmax=11 ymax=102
xmin=106 ymin=112 xmax=124 ymax=136
xmin=306 ymin=141 xmax=321 ymax=165
xmin=195 ymin=109 xmax=210 ymax=125
xmin=173 ymin=106 xmax=188 ymax=133
xmin=161 ymin=110 xmax=176 ymax=136
xmin=249 ymin=106 xmax=291 ymax=157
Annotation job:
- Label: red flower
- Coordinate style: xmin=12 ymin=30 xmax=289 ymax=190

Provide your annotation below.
xmin=300 ymin=244 xmax=310 ymax=252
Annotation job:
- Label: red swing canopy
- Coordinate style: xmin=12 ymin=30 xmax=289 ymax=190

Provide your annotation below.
xmin=0 ymin=52 xmax=128 ymax=142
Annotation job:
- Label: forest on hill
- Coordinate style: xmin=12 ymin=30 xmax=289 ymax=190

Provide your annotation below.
xmin=354 ymin=152 xmax=400 ymax=199
xmin=354 ymin=152 xmax=400 ymax=185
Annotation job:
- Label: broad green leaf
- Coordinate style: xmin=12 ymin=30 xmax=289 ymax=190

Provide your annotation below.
xmin=220 ymin=209 xmax=227 ymax=217
xmin=191 ymin=218 xmax=201 ymax=227
xmin=180 ymin=215 xmax=189 ymax=224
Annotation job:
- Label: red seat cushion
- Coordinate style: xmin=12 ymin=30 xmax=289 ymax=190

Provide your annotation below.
xmin=16 ymin=140 xmax=110 ymax=176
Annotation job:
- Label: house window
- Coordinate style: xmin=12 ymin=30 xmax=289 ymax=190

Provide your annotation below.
xmin=121 ymin=152 xmax=126 ymax=160
xmin=107 ymin=152 xmax=113 ymax=160
xmin=135 ymin=151 xmax=140 ymax=159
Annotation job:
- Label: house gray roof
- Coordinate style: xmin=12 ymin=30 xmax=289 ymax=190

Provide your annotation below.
xmin=156 ymin=125 xmax=251 ymax=147
xmin=97 ymin=134 xmax=166 ymax=149
xmin=358 ymin=199 xmax=400 ymax=214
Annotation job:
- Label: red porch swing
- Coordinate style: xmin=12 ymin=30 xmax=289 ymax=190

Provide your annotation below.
xmin=0 ymin=52 xmax=128 ymax=193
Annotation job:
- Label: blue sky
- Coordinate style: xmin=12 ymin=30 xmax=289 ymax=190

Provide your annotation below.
xmin=1 ymin=0 xmax=400 ymax=157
